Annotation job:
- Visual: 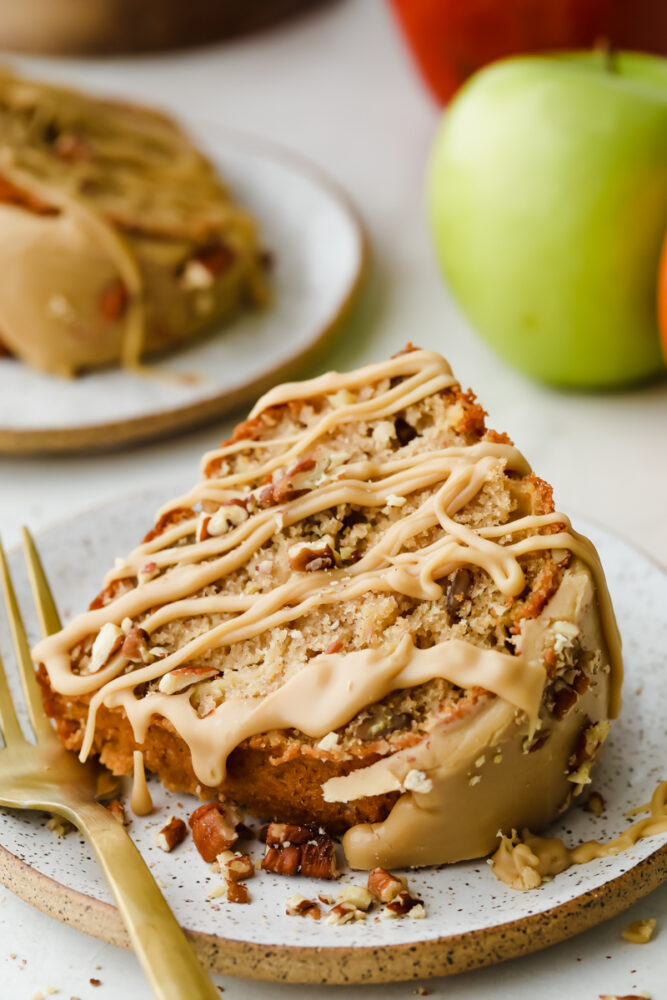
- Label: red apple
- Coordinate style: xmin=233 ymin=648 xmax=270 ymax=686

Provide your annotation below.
xmin=390 ymin=0 xmax=667 ymax=103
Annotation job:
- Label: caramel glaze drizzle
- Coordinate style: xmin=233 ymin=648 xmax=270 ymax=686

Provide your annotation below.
xmin=33 ymin=350 xmax=626 ymax=869
xmin=491 ymin=780 xmax=667 ymax=891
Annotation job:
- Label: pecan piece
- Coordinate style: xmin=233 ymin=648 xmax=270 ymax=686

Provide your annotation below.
xmin=385 ymin=890 xmax=424 ymax=917
xmin=552 ymin=686 xmax=578 ymax=720
xmin=445 ymin=568 xmax=472 ymax=622
xmin=261 ymin=844 xmax=301 ymax=876
xmin=301 ymin=836 xmax=338 ymax=879
xmin=262 ymin=826 xmax=338 ymax=879
xmin=225 ymin=879 xmax=250 ymax=904
xmin=324 ymin=901 xmax=364 ymax=925
xmin=105 ymin=800 xmax=127 ymax=826
xmin=288 ymin=539 xmax=336 ymax=573
xmin=98 ymin=278 xmax=128 ymax=322
xmin=189 ymin=801 xmax=242 ymax=862
xmin=265 ymin=822 xmax=315 ymax=846
xmin=155 ymin=817 xmax=187 ymax=853
xmin=394 ymin=416 xmax=417 ymax=446
xmin=217 ymin=850 xmax=254 ymax=882
xmin=367 ymin=867 xmax=407 ymax=903
xmin=121 ymin=626 xmax=151 ymax=664
xmin=158 ymin=666 xmax=219 ymax=695
xmin=285 ymin=894 xmax=321 ymax=919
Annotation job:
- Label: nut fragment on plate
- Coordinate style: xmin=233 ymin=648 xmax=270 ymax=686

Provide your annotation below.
xmin=367 ymin=866 xmax=407 ymax=903
xmin=155 ymin=817 xmax=187 ymax=853
xmin=105 ymin=799 xmax=128 ymax=826
xmin=621 ymin=918 xmax=656 ymax=944
xmin=189 ymin=800 xmax=242 ymax=862
xmin=337 ymin=885 xmax=373 ymax=911
xmin=225 ymin=880 xmax=250 ymax=904
xmin=261 ymin=823 xmax=338 ymax=879
xmin=217 ymin=850 xmax=254 ymax=882
xmin=285 ymin=894 xmax=321 ymax=920
xmin=384 ymin=891 xmax=426 ymax=919
xmin=324 ymin=901 xmax=366 ymax=925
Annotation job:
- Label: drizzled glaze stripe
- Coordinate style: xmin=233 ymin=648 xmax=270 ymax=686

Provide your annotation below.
xmin=33 ymin=350 xmax=623 ymax=866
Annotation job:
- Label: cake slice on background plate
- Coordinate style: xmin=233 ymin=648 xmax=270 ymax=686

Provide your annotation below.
xmin=0 ymin=69 xmax=269 ymax=376
xmin=33 ymin=347 xmax=622 ymax=870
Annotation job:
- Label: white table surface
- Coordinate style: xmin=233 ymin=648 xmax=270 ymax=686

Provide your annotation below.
xmin=0 ymin=2 xmax=665 ymax=997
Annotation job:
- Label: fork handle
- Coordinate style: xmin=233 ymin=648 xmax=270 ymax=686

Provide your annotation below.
xmin=76 ymin=801 xmax=220 ymax=1000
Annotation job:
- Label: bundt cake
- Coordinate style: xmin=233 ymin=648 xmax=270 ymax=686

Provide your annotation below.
xmin=33 ymin=348 xmax=622 ymax=869
xmin=0 ymin=69 xmax=269 ymax=376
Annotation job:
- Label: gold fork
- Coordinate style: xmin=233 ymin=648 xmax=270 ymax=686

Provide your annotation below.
xmin=0 ymin=529 xmax=220 ymax=1000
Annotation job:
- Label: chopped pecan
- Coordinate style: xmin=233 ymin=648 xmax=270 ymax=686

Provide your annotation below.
xmin=288 ymin=539 xmax=336 ymax=573
xmin=568 ymin=720 xmax=611 ymax=770
xmin=155 ymin=817 xmax=187 ymax=853
xmin=189 ymin=801 xmax=242 ymax=862
xmin=193 ymin=241 xmax=236 ymax=277
xmin=285 ymin=894 xmax=321 ymax=919
xmin=217 ymin=850 xmax=254 ymax=882
xmin=337 ymin=885 xmax=373 ymax=911
xmin=394 ymin=416 xmax=417 ymax=446
xmin=105 ymin=800 xmax=127 ymax=826
xmin=121 ymin=627 xmax=151 ymax=663
xmin=523 ymin=730 xmax=551 ymax=754
xmin=552 ymin=686 xmax=578 ymax=720
xmin=324 ymin=901 xmax=365 ymax=925
xmin=89 ymin=623 xmax=124 ymax=673
xmin=205 ymin=501 xmax=249 ymax=538
xmin=142 ymin=506 xmax=195 ymax=544
xmin=0 ymin=174 xmax=58 ymax=216
xmin=367 ymin=867 xmax=407 ymax=903
xmin=301 ymin=836 xmax=338 ymax=879
xmin=158 ymin=666 xmax=219 ymax=695
xmin=354 ymin=705 xmax=412 ymax=742
xmin=385 ymin=890 xmax=424 ymax=917
xmin=445 ymin=568 xmax=472 ymax=622
xmin=98 ymin=278 xmax=128 ymax=322
xmin=261 ymin=844 xmax=301 ymax=876
xmin=258 ymin=455 xmax=323 ymax=508
xmin=265 ymin=822 xmax=315 ymax=846
xmin=225 ymin=880 xmax=250 ymax=904
xmin=262 ymin=826 xmax=338 ymax=879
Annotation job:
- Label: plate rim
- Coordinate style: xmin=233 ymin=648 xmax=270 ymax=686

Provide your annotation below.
xmin=0 ymin=127 xmax=369 ymax=455
xmin=0 ymin=840 xmax=664 ymax=983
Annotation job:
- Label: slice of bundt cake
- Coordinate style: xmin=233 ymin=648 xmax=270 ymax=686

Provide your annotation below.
xmin=33 ymin=348 xmax=622 ymax=869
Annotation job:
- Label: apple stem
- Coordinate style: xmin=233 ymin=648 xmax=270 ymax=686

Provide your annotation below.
xmin=594 ymin=37 xmax=618 ymax=74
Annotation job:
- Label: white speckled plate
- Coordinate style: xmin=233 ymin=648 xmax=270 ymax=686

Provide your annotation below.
xmin=0 ymin=494 xmax=665 ymax=984
xmin=0 ymin=128 xmax=367 ymax=454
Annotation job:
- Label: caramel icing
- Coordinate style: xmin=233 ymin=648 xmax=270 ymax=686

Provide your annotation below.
xmin=130 ymin=750 xmax=153 ymax=817
xmin=33 ymin=349 xmax=624 ymax=869
xmin=491 ymin=780 xmax=667 ymax=891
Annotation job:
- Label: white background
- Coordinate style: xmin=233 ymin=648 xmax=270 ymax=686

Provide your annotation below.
xmin=0 ymin=1 xmax=665 ymax=997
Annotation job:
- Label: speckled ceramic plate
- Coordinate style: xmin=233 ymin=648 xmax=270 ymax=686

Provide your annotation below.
xmin=0 ymin=493 xmax=665 ymax=984
xmin=0 ymin=128 xmax=367 ymax=454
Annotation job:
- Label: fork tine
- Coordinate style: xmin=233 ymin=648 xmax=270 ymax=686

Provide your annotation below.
xmin=21 ymin=527 xmax=62 ymax=636
xmin=0 ymin=643 xmax=25 ymax=746
xmin=0 ymin=536 xmax=54 ymax=742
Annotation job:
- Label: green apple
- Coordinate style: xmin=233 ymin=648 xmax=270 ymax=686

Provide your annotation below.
xmin=428 ymin=51 xmax=667 ymax=387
